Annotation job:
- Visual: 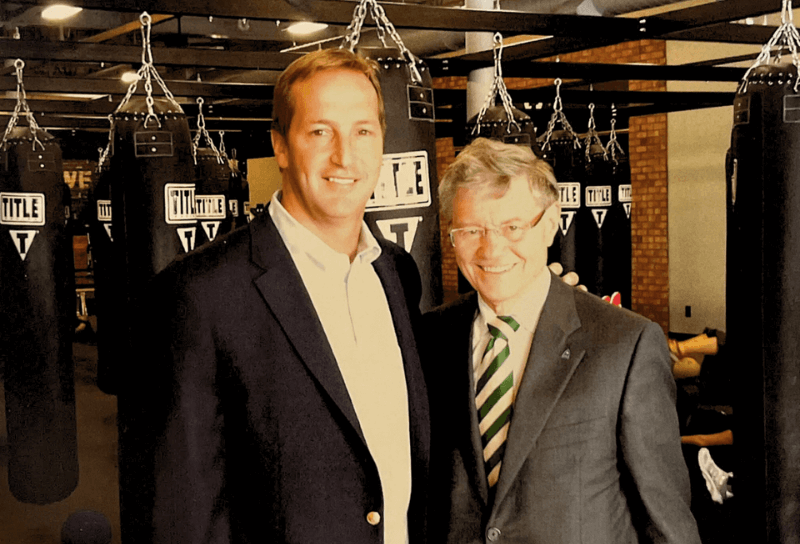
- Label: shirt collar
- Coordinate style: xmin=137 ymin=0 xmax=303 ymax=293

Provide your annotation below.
xmin=268 ymin=190 xmax=382 ymax=271
xmin=476 ymin=269 xmax=551 ymax=334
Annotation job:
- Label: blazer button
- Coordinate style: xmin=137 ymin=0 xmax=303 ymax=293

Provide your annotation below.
xmin=487 ymin=527 xmax=501 ymax=542
xmin=366 ymin=511 xmax=381 ymax=525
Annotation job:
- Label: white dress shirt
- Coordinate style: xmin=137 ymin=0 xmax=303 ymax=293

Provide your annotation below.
xmin=269 ymin=192 xmax=411 ymax=544
xmin=471 ymin=270 xmax=552 ymax=404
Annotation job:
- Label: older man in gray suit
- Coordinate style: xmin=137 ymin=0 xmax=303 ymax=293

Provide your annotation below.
xmin=421 ymin=138 xmax=700 ymax=543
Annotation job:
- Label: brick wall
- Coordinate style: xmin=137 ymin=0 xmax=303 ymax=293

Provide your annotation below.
xmin=433 ymin=40 xmax=670 ymax=331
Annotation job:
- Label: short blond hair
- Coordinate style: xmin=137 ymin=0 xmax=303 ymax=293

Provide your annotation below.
xmin=272 ymin=49 xmax=386 ymax=138
xmin=439 ymin=138 xmax=559 ymax=222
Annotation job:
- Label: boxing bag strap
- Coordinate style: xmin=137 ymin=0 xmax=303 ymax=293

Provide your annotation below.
xmin=583 ymin=103 xmax=608 ymax=163
xmin=114 ymin=12 xmax=182 ymax=128
xmin=541 ymin=78 xmax=581 ymax=151
xmin=606 ymin=104 xmax=625 ymax=164
xmin=1 ymin=59 xmax=45 ymax=151
xmin=341 ymin=0 xmax=423 ymax=85
xmin=471 ymin=33 xmax=522 ymax=139
xmin=740 ymin=0 xmax=800 ymax=93
xmin=191 ymin=97 xmax=226 ymax=166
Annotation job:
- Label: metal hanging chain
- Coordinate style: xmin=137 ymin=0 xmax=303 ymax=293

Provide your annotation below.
xmin=471 ymin=33 xmax=522 ymax=137
xmin=2 ymin=59 xmax=45 ymax=151
xmin=583 ymin=103 xmax=607 ymax=162
xmin=606 ymin=103 xmax=625 ymax=163
xmin=191 ymin=97 xmax=225 ymax=165
xmin=341 ymin=0 xmax=423 ymax=84
xmin=740 ymin=0 xmax=800 ymax=93
xmin=114 ymin=12 xmax=182 ymax=127
xmin=98 ymin=114 xmax=115 ymax=169
xmin=542 ymin=78 xmax=581 ymax=151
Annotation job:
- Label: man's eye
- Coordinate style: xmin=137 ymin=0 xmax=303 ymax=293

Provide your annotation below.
xmin=312 ymin=129 xmax=328 ymax=136
xmin=465 ymin=228 xmax=483 ymax=236
xmin=506 ymin=224 xmax=522 ymax=232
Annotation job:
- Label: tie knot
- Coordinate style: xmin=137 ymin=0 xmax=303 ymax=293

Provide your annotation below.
xmin=487 ymin=315 xmax=520 ymax=341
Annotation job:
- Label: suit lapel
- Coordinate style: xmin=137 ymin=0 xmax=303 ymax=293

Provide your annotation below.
xmin=446 ymin=293 xmax=492 ymax=507
xmin=493 ymin=274 xmax=586 ymax=508
xmin=250 ymin=213 xmax=367 ymax=446
xmin=372 ymin=246 xmax=430 ymax=477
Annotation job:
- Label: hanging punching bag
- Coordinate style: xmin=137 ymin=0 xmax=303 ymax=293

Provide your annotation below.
xmin=89 ymin=155 xmax=126 ymax=395
xmin=0 ymin=126 xmax=79 ymax=504
xmin=605 ymin=149 xmax=632 ymax=308
xmin=361 ymin=49 xmax=443 ymax=311
xmin=541 ymin=129 xmax=584 ymax=274
xmin=727 ymin=61 xmax=800 ymax=543
xmin=194 ymin=147 xmax=232 ymax=246
xmin=466 ymin=105 xmax=543 ymax=155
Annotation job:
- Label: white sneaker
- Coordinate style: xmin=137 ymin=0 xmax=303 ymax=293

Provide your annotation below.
xmin=698 ymin=447 xmax=733 ymax=504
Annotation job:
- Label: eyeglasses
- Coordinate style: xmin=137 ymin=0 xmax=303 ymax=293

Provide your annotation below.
xmin=449 ymin=208 xmax=547 ymax=248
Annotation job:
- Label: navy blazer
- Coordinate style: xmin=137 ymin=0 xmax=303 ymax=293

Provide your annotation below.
xmin=119 ymin=210 xmax=430 ymax=544
xmin=421 ymin=274 xmax=700 ymax=544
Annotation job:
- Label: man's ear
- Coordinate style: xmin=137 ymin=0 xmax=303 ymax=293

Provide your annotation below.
xmin=542 ymin=201 xmax=561 ymax=248
xmin=271 ymin=130 xmax=289 ymax=170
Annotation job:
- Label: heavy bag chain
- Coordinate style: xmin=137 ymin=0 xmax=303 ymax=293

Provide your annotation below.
xmin=541 ymin=78 xmax=581 ymax=151
xmin=218 ymin=131 xmax=242 ymax=177
xmin=583 ymin=103 xmax=608 ymax=163
xmin=98 ymin=114 xmax=115 ymax=170
xmin=606 ymin=103 xmax=625 ymax=164
xmin=1 ymin=59 xmax=45 ymax=151
xmin=191 ymin=97 xmax=225 ymax=166
xmin=471 ymin=33 xmax=521 ymax=137
xmin=740 ymin=0 xmax=800 ymax=93
xmin=341 ymin=0 xmax=423 ymax=85
xmin=114 ymin=12 xmax=182 ymax=128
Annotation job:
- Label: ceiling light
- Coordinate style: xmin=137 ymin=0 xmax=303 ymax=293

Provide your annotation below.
xmin=286 ymin=22 xmax=328 ymax=36
xmin=120 ymin=71 xmax=139 ymax=84
xmin=41 ymin=4 xmax=83 ymax=21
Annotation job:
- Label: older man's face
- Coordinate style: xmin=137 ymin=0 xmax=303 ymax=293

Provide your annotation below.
xmin=452 ymin=175 xmax=559 ymax=314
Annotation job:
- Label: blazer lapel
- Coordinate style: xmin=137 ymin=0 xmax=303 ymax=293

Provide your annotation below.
xmin=250 ymin=213 xmax=367 ymax=446
xmin=372 ymin=247 xmax=430 ymax=477
xmin=493 ymin=273 xmax=586 ymax=508
xmin=447 ymin=293 xmax=492 ymax=507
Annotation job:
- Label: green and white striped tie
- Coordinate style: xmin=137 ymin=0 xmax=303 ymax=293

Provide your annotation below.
xmin=475 ymin=315 xmax=520 ymax=489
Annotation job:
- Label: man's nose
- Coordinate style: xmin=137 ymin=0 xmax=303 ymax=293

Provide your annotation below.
xmin=477 ymin=228 xmax=507 ymax=256
xmin=331 ymin=135 xmax=353 ymax=167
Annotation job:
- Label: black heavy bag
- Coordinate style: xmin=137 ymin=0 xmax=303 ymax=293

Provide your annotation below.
xmin=540 ymin=130 xmax=585 ymax=274
xmin=0 ymin=127 xmax=78 ymax=504
xmin=606 ymin=152 xmax=632 ymax=308
xmin=228 ymin=150 xmax=250 ymax=228
xmin=573 ymin=141 xmax=632 ymax=308
xmin=107 ymin=98 xmax=196 ymax=393
xmin=194 ymin=147 xmax=233 ymax=246
xmin=726 ymin=62 xmax=800 ymax=543
xmin=361 ymin=49 xmax=443 ymax=311
xmin=88 ymin=161 xmax=126 ymax=394
xmin=465 ymin=105 xmax=544 ymax=156
xmin=111 ymin=97 xmax=197 ymax=296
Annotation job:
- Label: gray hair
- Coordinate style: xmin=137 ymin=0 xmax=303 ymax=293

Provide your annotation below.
xmin=438 ymin=137 xmax=559 ymax=222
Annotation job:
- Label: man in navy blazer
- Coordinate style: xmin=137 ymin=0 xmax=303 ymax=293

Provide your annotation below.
xmin=119 ymin=49 xmax=429 ymax=544
xmin=421 ymin=138 xmax=700 ymax=543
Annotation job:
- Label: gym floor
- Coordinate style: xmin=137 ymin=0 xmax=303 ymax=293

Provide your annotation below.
xmin=0 ymin=340 xmax=122 ymax=544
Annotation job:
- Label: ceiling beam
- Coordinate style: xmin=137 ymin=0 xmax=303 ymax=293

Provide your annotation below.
xmin=0 ymin=75 xmax=273 ymax=100
xmin=0 ymin=38 xmax=298 ymax=71
xmin=429 ymin=59 xmax=745 ymax=81
xmin=6 ymin=0 xmax=683 ymax=37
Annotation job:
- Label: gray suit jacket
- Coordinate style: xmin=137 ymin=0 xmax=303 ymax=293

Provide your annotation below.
xmin=421 ymin=273 xmax=700 ymax=543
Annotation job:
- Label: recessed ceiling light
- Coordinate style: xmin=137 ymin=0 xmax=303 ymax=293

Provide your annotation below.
xmin=121 ymin=71 xmax=140 ymax=84
xmin=41 ymin=4 xmax=83 ymax=21
xmin=286 ymin=22 xmax=328 ymax=36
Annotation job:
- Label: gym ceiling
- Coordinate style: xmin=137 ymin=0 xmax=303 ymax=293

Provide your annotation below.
xmin=0 ymin=0 xmax=784 ymax=152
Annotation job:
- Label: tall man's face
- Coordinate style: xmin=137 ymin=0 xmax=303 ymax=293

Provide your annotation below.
xmin=452 ymin=175 xmax=559 ymax=314
xmin=272 ymin=68 xmax=384 ymax=232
